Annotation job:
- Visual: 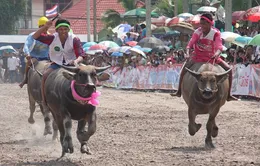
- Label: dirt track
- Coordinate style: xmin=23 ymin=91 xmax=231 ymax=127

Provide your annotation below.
xmin=0 ymin=83 xmax=260 ymax=166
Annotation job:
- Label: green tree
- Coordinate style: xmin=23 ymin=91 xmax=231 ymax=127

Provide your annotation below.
xmin=0 ymin=0 xmax=27 ymax=34
xmin=118 ymin=0 xmax=137 ymax=11
xmin=152 ymin=0 xmax=183 ymax=18
xmin=101 ymin=9 xmax=121 ymax=28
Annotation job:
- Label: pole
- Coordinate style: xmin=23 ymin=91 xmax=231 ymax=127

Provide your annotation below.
xmin=225 ymin=0 xmax=232 ymax=32
xmin=86 ymin=0 xmax=91 ymax=42
xmin=145 ymin=0 xmax=151 ymax=37
xmin=93 ymin=0 xmax=97 ymax=42
xmin=183 ymin=0 xmax=189 ymax=13
xmin=174 ymin=0 xmax=178 ymax=16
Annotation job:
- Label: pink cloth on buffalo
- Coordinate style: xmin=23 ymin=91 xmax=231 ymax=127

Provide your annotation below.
xmin=187 ymin=27 xmax=223 ymax=64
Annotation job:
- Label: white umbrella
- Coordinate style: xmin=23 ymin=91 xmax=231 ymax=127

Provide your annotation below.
xmin=221 ymin=32 xmax=241 ymax=42
xmin=129 ymin=47 xmax=147 ymax=58
xmin=197 ymin=6 xmax=217 ymax=13
xmin=0 ymin=45 xmax=17 ymax=53
xmin=118 ymin=46 xmax=131 ymax=54
xmin=108 ymin=47 xmax=120 ymax=53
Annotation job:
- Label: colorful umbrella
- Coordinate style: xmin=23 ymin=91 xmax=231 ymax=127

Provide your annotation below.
xmin=152 ymin=26 xmax=172 ymax=34
xmin=186 ymin=14 xmax=201 ymax=27
xmin=122 ymin=8 xmax=159 ymax=18
xmin=248 ymin=34 xmax=260 ymax=46
xmin=118 ymin=46 xmax=131 ymax=53
xmin=126 ymin=41 xmax=138 ymax=47
xmin=177 ymin=13 xmax=194 ymax=19
xmin=234 ymin=36 xmax=253 ymax=45
xmin=85 ymin=50 xmax=103 ymax=55
xmin=247 ymin=12 xmax=260 ymax=22
xmin=111 ymin=52 xmax=123 ymax=57
xmin=129 ymin=47 xmax=147 ymax=58
xmin=88 ymin=44 xmax=108 ymax=51
xmin=137 ymin=37 xmax=165 ymax=49
xmin=170 ymin=22 xmax=194 ymax=35
xmin=99 ymin=41 xmax=119 ymax=48
xmin=197 ymin=6 xmax=217 ymax=13
xmin=83 ymin=42 xmax=97 ymax=48
xmin=220 ymin=32 xmax=241 ymax=42
xmin=141 ymin=47 xmax=152 ymax=53
xmin=0 ymin=45 xmax=17 ymax=54
xmin=241 ymin=5 xmax=260 ymax=21
xmin=108 ymin=47 xmax=120 ymax=53
xmin=151 ymin=46 xmax=170 ymax=53
xmin=232 ymin=11 xmax=245 ymax=21
xmin=83 ymin=47 xmax=90 ymax=52
xmin=166 ymin=17 xmax=185 ymax=27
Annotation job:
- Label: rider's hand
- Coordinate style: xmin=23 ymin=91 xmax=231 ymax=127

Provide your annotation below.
xmin=25 ymin=54 xmax=31 ymax=60
xmin=44 ymin=20 xmax=53 ymax=29
xmin=185 ymin=49 xmax=190 ymax=58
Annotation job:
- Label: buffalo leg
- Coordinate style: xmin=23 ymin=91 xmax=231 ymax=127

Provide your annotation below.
xmin=205 ymin=112 xmax=218 ymax=148
xmin=61 ymin=113 xmax=74 ymax=155
xmin=188 ymin=108 xmax=201 ymax=136
xmin=77 ymin=111 xmax=97 ymax=155
xmin=52 ymin=120 xmax=59 ymax=141
xmin=211 ymin=119 xmax=219 ymax=138
xmin=43 ymin=107 xmax=52 ymax=136
xmin=27 ymin=93 xmax=36 ymax=124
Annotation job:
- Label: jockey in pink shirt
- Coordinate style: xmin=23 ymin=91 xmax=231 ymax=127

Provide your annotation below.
xmin=172 ymin=13 xmax=237 ymax=101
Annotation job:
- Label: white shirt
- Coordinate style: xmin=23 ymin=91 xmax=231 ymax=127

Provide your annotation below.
xmin=7 ymin=56 xmax=19 ymax=71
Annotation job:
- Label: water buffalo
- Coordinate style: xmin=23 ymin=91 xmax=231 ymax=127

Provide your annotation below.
xmin=43 ymin=64 xmax=110 ymax=157
xmin=27 ymin=60 xmax=52 ymax=135
xmin=182 ymin=63 xmax=231 ymax=148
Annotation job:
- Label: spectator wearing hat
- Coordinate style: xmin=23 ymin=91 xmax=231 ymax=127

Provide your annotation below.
xmin=19 ymin=16 xmax=50 ymax=88
xmin=210 ymin=0 xmax=225 ymax=31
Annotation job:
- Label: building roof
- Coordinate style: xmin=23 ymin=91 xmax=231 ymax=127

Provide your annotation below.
xmin=58 ymin=0 xmax=125 ymax=34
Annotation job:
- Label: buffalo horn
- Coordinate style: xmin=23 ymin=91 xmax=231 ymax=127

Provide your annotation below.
xmin=215 ymin=68 xmax=232 ymax=77
xmin=61 ymin=65 xmax=79 ymax=73
xmin=185 ymin=67 xmax=200 ymax=76
xmin=95 ymin=65 xmax=111 ymax=73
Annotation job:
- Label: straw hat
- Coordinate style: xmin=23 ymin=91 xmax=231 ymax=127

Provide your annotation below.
xmin=210 ymin=0 xmax=221 ymax=6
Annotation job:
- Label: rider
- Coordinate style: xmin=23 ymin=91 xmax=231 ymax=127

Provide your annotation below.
xmin=19 ymin=16 xmax=50 ymax=88
xmin=32 ymin=18 xmax=84 ymax=108
xmin=172 ymin=13 xmax=237 ymax=101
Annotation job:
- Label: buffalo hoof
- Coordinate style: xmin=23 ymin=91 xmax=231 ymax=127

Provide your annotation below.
xmin=205 ymin=139 xmax=215 ymax=149
xmin=212 ymin=127 xmax=219 ymax=138
xmin=63 ymin=136 xmax=74 ymax=154
xmin=44 ymin=126 xmax=52 ymax=136
xmin=81 ymin=144 xmax=92 ymax=155
xmin=28 ymin=117 xmax=35 ymax=124
xmin=188 ymin=123 xmax=202 ymax=136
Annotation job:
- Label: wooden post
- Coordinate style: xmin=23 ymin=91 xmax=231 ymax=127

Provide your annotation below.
xmin=87 ymin=0 xmax=91 ymax=42
xmin=93 ymin=0 xmax=97 ymax=42
xmin=145 ymin=0 xmax=151 ymax=37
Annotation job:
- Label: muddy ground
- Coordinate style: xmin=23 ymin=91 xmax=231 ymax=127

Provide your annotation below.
xmin=0 ymin=84 xmax=260 ymax=166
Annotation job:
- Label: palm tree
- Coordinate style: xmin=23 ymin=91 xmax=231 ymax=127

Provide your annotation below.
xmin=153 ymin=0 xmax=183 ymax=18
xmin=118 ymin=0 xmax=138 ymax=11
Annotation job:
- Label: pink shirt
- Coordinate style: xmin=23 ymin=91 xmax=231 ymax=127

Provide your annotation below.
xmin=187 ymin=27 xmax=223 ymax=63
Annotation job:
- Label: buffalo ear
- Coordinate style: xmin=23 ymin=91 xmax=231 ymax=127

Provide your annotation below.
xmin=216 ymin=69 xmax=232 ymax=84
xmin=97 ymin=72 xmax=111 ymax=82
xmin=185 ymin=67 xmax=201 ymax=81
xmin=62 ymin=71 xmax=76 ymax=80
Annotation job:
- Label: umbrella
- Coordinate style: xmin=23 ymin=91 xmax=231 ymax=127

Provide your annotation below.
xmin=140 ymin=47 xmax=152 ymax=53
xmin=83 ymin=47 xmax=90 ymax=52
xmin=186 ymin=14 xmax=201 ymax=26
xmin=99 ymin=41 xmax=119 ymax=48
xmin=234 ymin=36 xmax=253 ymax=45
xmin=164 ymin=30 xmax=180 ymax=37
xmin=88 ymin=44 xmax=108 ymax=51
xmin=0 ymin=45 xmax=17 ymax=55
xmin=247 ymin=13 xmax=260 ymax=22
xmin=151 ymin=46 xmax=170 ymax=53
xmin=126 ymin=41 xmax=138 ymax=47
xmin=85 ymin=50 xmax=103 ymax=55
xmin=170 ymin=22 xmax=194 ymax=35
xmin=137 ymin=37 xmax=165 ymax=49
xmin=177 ymin=13 xmax=194 ymax=19
xmin=240 ymin=5 xmax=260 ymax=21
xmin=248 ymin=34 xmax=260 ymax=46
xmin=108 ymin=47 xmax=120 ymax=53
xmin=197 ymin=6 xmax=217 ymax=13
xmin=152 ymin=26 xmax=172 ymax=34
xmin=166 ymin=17 xmax=185 ymax=27
xmin=129 ymin=47 xmax=147 ymax=58
xmin=98 ymin=28 xmax=114 ymax=42
xmin=232 ymin=11 xmax=245 ymax=21
xmin=111 ymin=52 xmax=123 ymax=57
xmin=220 ymin=32 xmax=241 ymax=42
xmin=122 ymin=8 xmax=159 ymax=18
xmin=83 ymin=42 xmax=97 ymax=48
xmin=151 ymin=16 xmax=169 ymax=26
xmin=118 ymin=46 xmax=131 ymax=53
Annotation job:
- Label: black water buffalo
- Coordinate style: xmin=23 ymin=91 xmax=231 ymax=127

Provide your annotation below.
xmin=27 ymin=60 xmax=52 ymax=135
xmin=43 ymin=64 xmax=110 ymax=157
xmin=182 ymin=63 xmax=231 ymax=148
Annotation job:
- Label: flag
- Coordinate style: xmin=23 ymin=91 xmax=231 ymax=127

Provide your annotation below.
xmin=45 ymin=4 xmax=58 ymax=17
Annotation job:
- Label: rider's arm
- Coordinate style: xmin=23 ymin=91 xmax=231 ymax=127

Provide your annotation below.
xmin=213 ymin=31 xmax=223 ymax=56
xmin=73 ymin=37 xmax=84 ymax=64
xmin=32 ymin=20 xmax=53 ymax=45
xmin=23 ymin=34 xmax=34 ymax=56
